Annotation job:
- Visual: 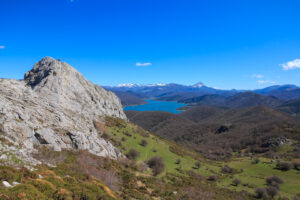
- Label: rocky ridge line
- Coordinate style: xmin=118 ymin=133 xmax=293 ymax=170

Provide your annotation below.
xmin=0 ymin=57 xmax=126 ymax=167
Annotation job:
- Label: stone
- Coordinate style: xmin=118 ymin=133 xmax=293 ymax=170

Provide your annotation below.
xmin=2 ymin=181 xmax=12 ymax=188
xmin=0 ymin=57 xmax=127 ymax=166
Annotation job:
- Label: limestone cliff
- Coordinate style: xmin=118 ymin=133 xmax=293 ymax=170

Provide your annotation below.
xmin=0 ymin=57 xmax=126 ymax=166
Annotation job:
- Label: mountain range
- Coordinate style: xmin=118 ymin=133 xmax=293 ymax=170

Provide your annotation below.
xmin=104 ymin=83 xmax=300 ymax=111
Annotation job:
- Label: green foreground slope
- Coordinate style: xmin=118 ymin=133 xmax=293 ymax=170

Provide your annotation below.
xmin=0 ymin=117 xmax=299 ymax=199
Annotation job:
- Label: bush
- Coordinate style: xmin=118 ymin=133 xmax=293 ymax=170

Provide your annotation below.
xmin=276 ymin=162 xmax=293 ymax=171
xmin=53 ymin=188 xmax=72 ymax=200
xmin=175 ymin=159 xmax=181 ymax=165
xmin=294 ymin=196 xmax=300 ymax=200
xmin=221 ymin=165 xmax=233 ymax=174
xmin=266 ymin=176 xmax=283 ymax=188
xmin=255 ymin=187 xmax=267 ymax=199
xmin=126 ymin=149 xmax=140 ymax=160
xmin=252 ymin=157 xmax=260 ymax=164
xmin=232 ymin=178 xmax=241 ymax=186
xmin=140 ymin=139 xmax=148 ymax=147
xmin=293 ymin=162 xmax=300 ymax=170
xmin=153 ymin=149 xmax=157 ymax=152
xmin=147 ymin=156 xmax=165 ymax=176
xmin=207 ymin=175 xmax=217 ymax=181
xmin=194 ymin=161 xmax=201 ymax=169
xmin=123 ymin=131 xmax=132 ymax=137
xmin=121 ymin=137 xmax=126 ymax=142
xmin=266 ymin=186 xmax=278 ymax=198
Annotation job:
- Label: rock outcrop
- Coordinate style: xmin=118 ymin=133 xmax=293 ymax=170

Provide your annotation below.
xmin=0 ymin=57 xmax=126 ymax=166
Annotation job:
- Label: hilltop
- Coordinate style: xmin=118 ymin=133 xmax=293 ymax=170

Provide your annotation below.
xmin=0 ymin=57 xmax=126 ymax=166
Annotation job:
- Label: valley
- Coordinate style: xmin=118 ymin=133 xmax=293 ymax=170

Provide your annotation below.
xmin=0 ymin=58 xmax=299 ymax=200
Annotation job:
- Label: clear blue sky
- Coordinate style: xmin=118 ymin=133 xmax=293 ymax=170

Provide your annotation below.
xmin=1 ymin=0 xmax=300 ymax=89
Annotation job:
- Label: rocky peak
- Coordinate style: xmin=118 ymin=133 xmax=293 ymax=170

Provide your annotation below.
xmin=24 ymin=56 xmax=60 ymax=88
xmin=0 ymin=57 xmax=127 ymax=166
xmin=24 ymin=57 xmax=126 ymax=119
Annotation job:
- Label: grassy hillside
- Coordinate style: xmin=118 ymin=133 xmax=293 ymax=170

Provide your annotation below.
xmin=218 ymin=157 xmax=300 ymax=199
xmin=103 ymin=117 xmax=300 ymax=199
xmin=1 ymin=117 xmax=300 ymax=199
xmin=126 ymin=106 xmax=300 ymax=161
xmin=103 ymin=116 xmax=217 ymax=176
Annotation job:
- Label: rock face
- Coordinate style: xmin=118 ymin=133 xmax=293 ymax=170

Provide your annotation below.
xmin=0 ymin=57 xmax=126 ymax=165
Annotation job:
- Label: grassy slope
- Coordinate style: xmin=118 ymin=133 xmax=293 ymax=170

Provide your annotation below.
xmin=1 ymin=117 xmax=300 ymax=199
xmin=106 ymin=118 xmax=300 ymax=199
xmin=106 ymin=120 xmax=218 ymax=176
xmin=218 ymin=157 xmax=300 ymax=199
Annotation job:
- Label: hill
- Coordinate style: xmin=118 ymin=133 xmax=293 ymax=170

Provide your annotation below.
xmin=126 ymin=106 xmax=300 ymax=160
xmin=277 ymin=100 xmax=300 ymax=118
xmin=112 ymin=91 xmax=147 ymax=106
xmin=179 ymin=92 xmax=284 ymax=108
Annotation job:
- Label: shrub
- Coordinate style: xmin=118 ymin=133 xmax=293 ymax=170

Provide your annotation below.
xmin=137 ymin=127 xmax=149 ymax=137
xmin=147 ymin=156 xmax=165 ymax=176
xmin=175 ymin=159 xmax=181 ymax=165
xmin=53 ymin=188 xmax=72 ymax=200
xmin=255 ymin=187 xmax=267 ymax=199
xmin=276 ymin=162 xmax=293 ymax=171
xmin=266 ymin=176 xmax=284 ymax=187
xmin=140 ymin=139 xmax=148 ymax=147
xmin=221 ymin=165 xmax=233 ymax=174
xmin=294 ymin=196 xmax=300 ymax=200
xmin=53 ymin=71 xmax=57 ymax=76
xmin=123 ymin=131 xmax=132 ymax=137
xmin=121 ymin=137 xmax=126 ymax=142
xmin=9 ymin=184 xmax=47 ymax=200
xmin=207 ymin=175 xmax=217 ymax=181
xmin=266 ymin=186 xmax=278 ymax=198
xmin=126 ymin=149 xmax=140 ymax=160
xmin=232 ymin=178 xmax=241 ymax=186
xmin=153 ymin=149 xmax=157 ymax=152
xmin=293 ymin=162 xmax=300 ymax=170
xmin=252 ymin=157 xmax=260 ymax=164
xmin=194 ymin=161 xmax=201 ymax=169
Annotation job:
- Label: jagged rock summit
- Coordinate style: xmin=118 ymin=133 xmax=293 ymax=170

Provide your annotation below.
xmin=0 ymin=57 xmax=126 ymax=166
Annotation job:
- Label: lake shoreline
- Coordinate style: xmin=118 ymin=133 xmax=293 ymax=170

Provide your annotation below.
xmin=124 ymin=99 xmax=187 ymax=114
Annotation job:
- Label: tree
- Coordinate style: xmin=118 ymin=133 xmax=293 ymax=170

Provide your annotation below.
xmin=255 ymin=187 xmax=267 ymax=199
xmin=126 ymin=149 xmax=140 ymax=160
xmin=207 ymin=175 xmax=217 ymax=181
xmin=140 ymin=139 xmax=148 ymax=147
xmin=293 ymin=162 xmax=300 ymax=170
xmin=276 ymin=162 xmax=292 ymax=171
xmin=266 ymin=186 xmax=278 ymax=198
xmin=232 ymin=178 xmax=241 ymax=186
xmin=221 ymin=165 xmax=233 ymax=174
xmin=252 ymin=157 xmax=260 ymax=164
xmin=147 ymin=156 xmax=165 ymax=176
xmin=194 ymin=161 xmax=201 ymax=169
xmin=266 ymin=176 xmax=283 ymax=187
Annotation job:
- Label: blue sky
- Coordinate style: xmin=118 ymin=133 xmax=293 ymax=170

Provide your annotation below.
xmin=0 ymin=0 xmax=300 ymax=89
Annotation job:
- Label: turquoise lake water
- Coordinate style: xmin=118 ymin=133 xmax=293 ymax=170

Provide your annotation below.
xmin=124 ymin=99 xmax=186 ymax=114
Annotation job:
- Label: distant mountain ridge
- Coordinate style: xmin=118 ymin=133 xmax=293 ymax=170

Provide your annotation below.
xmin=104 ymin=82 xmax=300 ymax=107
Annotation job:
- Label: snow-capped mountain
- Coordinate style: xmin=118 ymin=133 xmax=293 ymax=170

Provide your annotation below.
xmin=192 ymin=82 xmax=204 ymax=88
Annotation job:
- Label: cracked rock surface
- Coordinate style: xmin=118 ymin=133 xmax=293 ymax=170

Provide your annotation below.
xmin=0 ymin=57 xmax=126 ymax=165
